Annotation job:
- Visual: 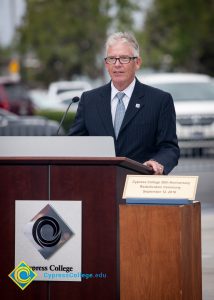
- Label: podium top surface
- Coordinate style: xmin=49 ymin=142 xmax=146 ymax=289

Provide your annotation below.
xmin=0 ymin=136 xmax=153 ymax=174
xmin=0 ymin=156 xmax=153 ymax=175
xmin=0 ymin=136 xmax=115 ymax=157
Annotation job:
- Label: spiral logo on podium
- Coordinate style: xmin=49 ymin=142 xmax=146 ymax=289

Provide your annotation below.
xmin=32 ymin=216 xmax=62 ymax=248
xmin=8 ymin=261 xmax=37 ymax=290
xmin=24 ymin=204 xmax=74 ymax=259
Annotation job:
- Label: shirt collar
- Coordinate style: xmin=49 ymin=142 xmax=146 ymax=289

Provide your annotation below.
xmin=111 ymin=78 xmax=136 ymax=100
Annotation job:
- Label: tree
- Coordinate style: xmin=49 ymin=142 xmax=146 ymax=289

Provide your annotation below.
xmin=16 ymin=0 xmax=138 ymax=85
xmin=140 ymin=0 xmax=214 ymax=75
xmin=0 ymin=46 xmax=14 ymax=76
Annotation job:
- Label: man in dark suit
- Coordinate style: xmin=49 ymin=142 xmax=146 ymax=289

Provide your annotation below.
xmin=69 ymin=32 xmax=179 ymax=174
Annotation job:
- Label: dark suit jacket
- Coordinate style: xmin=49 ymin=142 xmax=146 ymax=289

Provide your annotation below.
xmin=68 ymin=79 xmax=180 ymax=174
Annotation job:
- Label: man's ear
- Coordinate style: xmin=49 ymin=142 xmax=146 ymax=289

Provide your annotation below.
xmin=136 ymin=57 xmax=142 ymax=70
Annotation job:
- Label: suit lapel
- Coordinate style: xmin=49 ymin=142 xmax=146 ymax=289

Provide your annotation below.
xmin=120 ymin=80 xmax=146 ymax=132
xmin=95 ymin=80 xmax=146 ymax=137
xmin=96 ymin=83 xmax=115 ymax=136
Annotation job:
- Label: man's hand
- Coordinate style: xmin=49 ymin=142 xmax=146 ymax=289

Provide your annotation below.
xmin=143 ymin=160 xmax=164 ymax=175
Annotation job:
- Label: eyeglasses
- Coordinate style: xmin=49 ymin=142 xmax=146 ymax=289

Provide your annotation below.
xmin=104 ymin=56 xmax=138 ymax=64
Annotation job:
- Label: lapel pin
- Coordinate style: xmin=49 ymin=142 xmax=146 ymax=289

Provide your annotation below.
xmin=135 ymin=103 xmax=140 ymax=108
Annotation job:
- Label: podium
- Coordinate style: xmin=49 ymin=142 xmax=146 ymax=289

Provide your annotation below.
xmin=120 ymin=203 xmax=202 ymax=300
xmin=0 ymin=137 xmax=202 ymax=300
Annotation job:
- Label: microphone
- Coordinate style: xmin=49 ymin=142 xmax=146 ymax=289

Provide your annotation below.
xmin=56 ymin=96 xmax=80 ymax=135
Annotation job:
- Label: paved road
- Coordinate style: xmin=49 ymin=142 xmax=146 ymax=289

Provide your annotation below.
xmin=172 ymin=158 xmax=214 ymax=300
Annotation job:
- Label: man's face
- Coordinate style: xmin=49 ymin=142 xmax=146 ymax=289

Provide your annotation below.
xmin=105 ymin=41 xmax=142 ymax=90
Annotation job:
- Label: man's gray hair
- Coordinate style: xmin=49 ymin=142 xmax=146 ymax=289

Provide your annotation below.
xmin=105 ymin=32 xmax=140 ymax=57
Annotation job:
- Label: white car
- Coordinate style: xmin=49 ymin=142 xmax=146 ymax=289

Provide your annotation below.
xmin=139 ymin=73 xmax=214 ymax=152
xmin=30 ymin=90 xmax=82 ymax=112
xmin=48 ymin=80 xmax=92 ymax=101
xmin=54 ymin=90 xmax=82 ymax=112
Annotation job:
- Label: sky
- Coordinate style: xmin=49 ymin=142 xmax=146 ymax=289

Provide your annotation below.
xmin=0 ymin=0 xmax=25 ymax=46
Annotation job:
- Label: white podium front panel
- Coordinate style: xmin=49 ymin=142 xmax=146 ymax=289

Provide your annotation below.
xmin=0 ymin=136 xmax=115 ymax=157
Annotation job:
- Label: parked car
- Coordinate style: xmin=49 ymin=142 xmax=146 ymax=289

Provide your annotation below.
xmin=56 ymin=90 xmax=81 ymax=111
xmin=29 ymin=88 xmax=49 ymax=111
xmin=30 ymin=89 xmax=81 ymax=113
xmin=0 ymin=76 xmax=35 ymax=115
xmin=0 ymin=108 xmax=64 ymax=136
xmin=139 ymin=73 xmax=214 ymax=152
xmin=48 ymin=80 xmax=92 ymax=101
xmin=0 ymin=82 xmax=10 ymax=110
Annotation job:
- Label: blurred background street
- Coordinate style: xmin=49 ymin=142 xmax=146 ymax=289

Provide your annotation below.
xmin=0 ymin=0 xmax=214 ymax=299
xmin=0 ymin=0 xmax=214 ymax=138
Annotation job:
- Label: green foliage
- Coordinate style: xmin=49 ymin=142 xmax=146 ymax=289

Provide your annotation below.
xmin=36 ymin=109 xmax=76 ymax=133
xmin=140 ymin=0 xmax=214 ymax=75
xmin=16 ymin=0 xmax=139 ymax=85
xmin=17 ymin=0 xmax=111 ymax=84
xmin=112 ymin=0 xmax=139 ymax=32
xmin=0 ymin=46 xmax=14 ymax=75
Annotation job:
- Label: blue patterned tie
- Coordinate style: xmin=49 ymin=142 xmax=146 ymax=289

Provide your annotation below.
xmin=114 ymin=92 xmax=125 ymax=138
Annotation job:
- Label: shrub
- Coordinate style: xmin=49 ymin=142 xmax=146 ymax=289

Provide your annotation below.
xmin=35 ymin=110 xmax=76 ymax=134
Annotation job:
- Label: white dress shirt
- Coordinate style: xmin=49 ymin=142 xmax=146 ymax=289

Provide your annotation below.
xmin=111 ymin=78 xmax=136 ymax=124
